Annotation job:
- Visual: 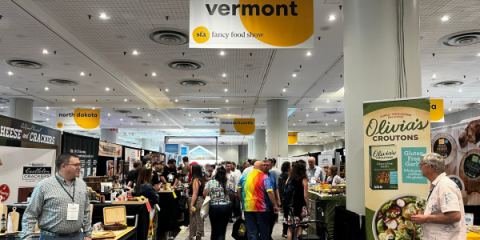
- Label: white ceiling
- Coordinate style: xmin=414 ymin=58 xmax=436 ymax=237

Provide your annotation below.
xmin=0 ymin=0 xmax=478 ymax=146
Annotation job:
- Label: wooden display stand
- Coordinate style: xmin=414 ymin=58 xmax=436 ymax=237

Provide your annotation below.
xmin=103 ymin=206 xmax=128 ymax=231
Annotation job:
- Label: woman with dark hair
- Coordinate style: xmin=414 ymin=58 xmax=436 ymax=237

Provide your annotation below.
xmin=189 ymin=164 xmax=205 ymax=240
xmin=203 ymin=167 xmax=233 ymax=240
xmin=136 ymin=165 xmax=159 ymax=204
xmin=283 ymin=161 xmax=309 ymax=240
xmin=326 ymin=165 xmax=343 ymax=186
xmin=279 ymin=161 xmax=292 ymax=238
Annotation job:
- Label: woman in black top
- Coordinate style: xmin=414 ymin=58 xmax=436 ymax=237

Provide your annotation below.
xmin=189 ymin=164 xmax=205 ymax=240
xmin=279 ymin=161 xmax=292 ymax=238
xmin=136 ymin=165 xmax=159 ymax=204
xmin=283 ymin=160 xmax=309 ymax=240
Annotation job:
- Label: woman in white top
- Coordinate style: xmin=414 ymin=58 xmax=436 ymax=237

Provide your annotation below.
xmin=326 ymin=165 xmax=343 ymax=186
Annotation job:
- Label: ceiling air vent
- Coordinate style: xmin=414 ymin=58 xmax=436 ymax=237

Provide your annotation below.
xmin=149 ymin=29 xmax=189 ymax=46
xmin=139 ymin=120 xmax=151 ymax=124
xmin=443 ymin=31 xmax=480 ymax=47
xmin=207 ymin=121 xmax=217 ymax=124
xmin=168 ymin=60 xmax=204 ymax=71
xmin=199 ymin=110 xmax=217 ymax=114
xmin=179 ymin=79 xmax=207 ymax=86
xmin=323 ymin=111 xmax=342 ymax=114
xmin=203 ymin=116 xmax=217 ymax=120
xmin=48 ymin=79 xmax=78 ymax=86
xmin=115 ymin=110 xmax=133 ymax=114
xmin=128 ymin=116 xmax=143 ymax=119
xmin=0 ymin=98 xmax=9 ymax=104
xmin=4 ymin=59 xmax=47 ymax=69
xmin=306 ymin=121 xmax=322 ymax=125
xmin=431 ymin=80 xmax=464 ymax=88
xmin=34 ymin=120 xmax=45 ymax=123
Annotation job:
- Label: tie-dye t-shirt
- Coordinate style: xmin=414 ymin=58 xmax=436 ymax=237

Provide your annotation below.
xmin=237 ymin=169 xmax=273 ymax=212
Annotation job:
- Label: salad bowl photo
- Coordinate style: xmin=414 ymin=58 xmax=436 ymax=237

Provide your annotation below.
xmin=372 ymin=194 xmax=426 ymax=240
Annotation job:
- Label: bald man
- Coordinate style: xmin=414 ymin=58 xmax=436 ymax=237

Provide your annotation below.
xmin=307 ymin=157 xmax=324 ymax=183
xmin=237 ymin=161 xmax=278 ymax=240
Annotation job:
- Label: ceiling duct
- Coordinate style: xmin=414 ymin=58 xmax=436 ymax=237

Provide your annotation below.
xmin=115 ymin=110 xmax=133 ymax=114
xmin=198 ymin=110 xmax=217 ymax=114
xmin=442 ymin=31 xmax=480 ymax=47
xmin=323 ymin=111 xmax=342 ymax=114
xmin=203 ymin=116 xmax=218 ymax=120
xmin=0 ymin=98 xmax=9 ymax=104
xmin=179 ymin=79 xmax=207 ymax=86
xmin=206 ymin=121 xmax=217 ymax=124
xmin=4 ymin=59 xmax=47 ymax=69
xmin=468 ymin=103 xmax=480 ymax=109
xmin=34 ymin=120 xmax=45 ymax=123
xmin=306 ymin=121 xmax=322 ymax=125
xmin=148 ymin=28 xmax=189 ymax=46
xmin=139 ymin=120 xmax=152 ymax=124
xmin=430 ymin=80 xmax=464 ymax=88
xmin=48 ymin=79 xmax=78 ymax=86
xmin=168 ymin=60 xmax=204 ymax=71
xmin=128 ymin=116 xmax=143 ymax=119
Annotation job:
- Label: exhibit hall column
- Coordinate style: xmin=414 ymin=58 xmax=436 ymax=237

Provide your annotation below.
xmin=266 ymin=99 xmax=288 ymax=158
xmin=247 ymin=139 xmax=254 ymax=159
xmin=8 ymin=98 xmax=33 ymax=122
xmin=254 ymin=129 xmax=266 ymax=160
xmin=343 ymin=0 xmax=422 ymax=214
xmin=101 ymin=129 xmax=118 ymax=143
xmin=142 ymin=138 xmax=151 ymax=150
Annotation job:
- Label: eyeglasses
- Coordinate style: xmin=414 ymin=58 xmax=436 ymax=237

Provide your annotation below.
xmin=65 ymin=163 xmax=82 ymax=168
xmin=418 ymin=163 xmax=430 ymax=168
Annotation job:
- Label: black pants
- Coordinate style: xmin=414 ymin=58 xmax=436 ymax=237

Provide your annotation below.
xmin=209 ymin=204 xmax=232 ymax=240
xmin=268 ymin=206 xmax=278 ymax=239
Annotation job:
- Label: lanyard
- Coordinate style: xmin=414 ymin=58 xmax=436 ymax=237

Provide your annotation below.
xmin=427 ymin=184 xmax=436 ymax=202
xmin=55 ymin=176 xmax=75 ymax=203
xmin=308 ymin=168 xmax=316 ymax=177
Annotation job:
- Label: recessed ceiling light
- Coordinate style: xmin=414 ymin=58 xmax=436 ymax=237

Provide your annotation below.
xmin=46 ymin=106 xmax=49 ymax=110
xmin=188 ymin=114 xmax=191 ymax=116
xmin=137 ymin=108 xmax=140 ymax=110
xmin=42 ymin=49 xmax=49 ymax=54
xmin=132 ymin=50 xmax=139 ymax=55
xmin=226 ymin=99 xmax=229 ymax=103
xmin=148 ymin=113 xmax=151 ymax=116
xmin=45 ymin=87 xmax=49 ymax=91
xmin=47 ymin=118 xmax=49 ymax=121
xmin=124 ymin=98 xmax=128 ymax=102
xmin=293 ymin=124 xmax=296 ymax=126
xmin=306 ymin=51 xmax=312 ymax=56
xmin=80 ymin=72 xmax=85 ymax=76
xmin=328 ymin=15 xmax=336 ymax=21
xmin=130 ymin=123 xmax=133 ymax=125
xmin=326 ymin=123 xmax=328 ymax=126
xmin=224 ymin=88 xmax=228 ymax=92
xmin=315 ymin=108 xmax=318 ymax=111
xmin=459 ymin=89 xmax=462 ymax=92
xmin=477 ymin=53 xmax=480 ymax=56
xmin=175 ymin=99 xmax=178 ymax=102
xmin=283 ymin=88 xmax=286 ymax=92
xmin=448 ymin=108 xmax=451 ymax=111
xmin=152 ymin=72 xmax=157 ymax=76
xmin=92 ymin=107 xmax=95 ymax=110
xmin=327 ymin=100 xmax=330 ymax=103
xmin=105 ymin=87 xmax=110 ymax=91
xmin=222 ymin=73 xmax=227 ymax=77
xmin=220 ymin=51 xmax=225 ymax=56
xmin=441 ymin=16 xmax=450 ymax=22
xmin=120 ymin=119 xmax=123 ymax=121
xmin=99 ymin=13 xmax=110 ymax=19
xmin=432 ymin=74 xmax=437 ymax=78
xmin=108 ymin=113 xmax=111 ymax=116
xmin=72 ymin=98 xmax=75 ymax=102
xmin=334 ymin=119 xmax=337 ymax=122
xmin=306 ymin=114 xmax=309 ymax=116
xmin=156 ymin=119 xmax=159 ymax=121
xmin=7 ymin=71 xmax=13 ymax=76
xmin=165 ymin=88 xmax=169 ymax=92
xmin=292 ymin=73 xmax=297 ymax=77
xmin=299 ymin=120 xmax=301 ymax=121
xmin=478 ymin=100 xmax=480 ymax=103
xmin=228 ymin=114 xmax=230 ymax=116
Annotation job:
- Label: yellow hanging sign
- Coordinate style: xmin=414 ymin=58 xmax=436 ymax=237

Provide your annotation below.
xmin=430 ymin=99 xmax=444 ymax=122
xmin=288 ymin=132 xmax=298 ymax=144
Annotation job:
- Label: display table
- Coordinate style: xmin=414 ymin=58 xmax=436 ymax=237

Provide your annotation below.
xmin=93 ymin=227 xmax=136 ymax=240
xmin=307 ymin=191 xmax=346 ymax=240
xmin=468 ymin=232 xmax=480 ymax=240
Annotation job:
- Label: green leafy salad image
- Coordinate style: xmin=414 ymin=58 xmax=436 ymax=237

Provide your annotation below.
xmin=373 ymin=195 xmax=426 ymax=240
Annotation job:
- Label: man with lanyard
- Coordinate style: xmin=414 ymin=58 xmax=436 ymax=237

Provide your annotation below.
xmin=262 ymin=159 xmax=281 ymax=240
xmin=22 ymin=153 xmax=92 ymax=240
xmin=306 ymin=157 xmax=323 ymax=184
xmin=411 ymin=153 xmax=466 ymax=239
xmin=161 ymin=159 xmax=177 ymax=184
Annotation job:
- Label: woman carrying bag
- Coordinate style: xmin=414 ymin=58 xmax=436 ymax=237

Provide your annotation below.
xmin=189 ymin=164 xmax=205 ymax=240
xmin=203 ymin=167 xmax=234 ymax=240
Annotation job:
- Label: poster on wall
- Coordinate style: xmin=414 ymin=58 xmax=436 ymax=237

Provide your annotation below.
xmin=0 ymin=146 xmax=56 ymax=204
xmin=125 ymin=148 xmax=141 ymax=171
xmin=99 ymin=141 xmax=122 ymax=157
xmin=431 ymin=118 xmax=480 ymax=205
xmin=56 ymin=109 xmax=100 ymax=130
xmin=220 ymin=118 xmax=255 ymax=135
xmin=189 ymin=0 xmax=314 ymax=48
xmin=318 ymin=155 xmax=332 ymax=168
xmin=62 ymin=132 xmax=99 ymax=178
xmin=363 ymin=98 xmax=431 ymax=240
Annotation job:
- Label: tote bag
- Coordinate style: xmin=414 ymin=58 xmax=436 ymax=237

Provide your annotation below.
xmin=200 ymin=196 xmax=211 ymax=218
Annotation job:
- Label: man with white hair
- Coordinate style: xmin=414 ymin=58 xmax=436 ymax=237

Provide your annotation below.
xmin=306 ymin=157 xmax=323 ymax=183
xmin=411 ymin=153 xmax=466 ymax=240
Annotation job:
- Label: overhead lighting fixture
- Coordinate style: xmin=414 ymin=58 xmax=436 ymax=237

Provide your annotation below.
xmin=448 ymin=108 xmax=451 ymax=111
xmin=226 ymin=99 xmax=229 ymax=103
xmin=224 ymin=88 xmax=228 ymax=92
xmin=165 ymin=88 xmax=169 ymax=92
xmin=326 ymin=123 xmax=328 ymax=126
xmin=228 ymin=114 xmax=230 ymax=116
xmin=327 ymin=100 xmax=330 ymax=103
xmin=459 ymin=89 xmax=462 ymax=92
xmin=335 ymin=119 xmax=337 ymax=122
xmin=432 ymin=74 xmax=437 ymax=78
xmin=306 ymin=51 xmax=312 ymax=56
xmin=220 ymin=51 xmax=225 ymax=56
xmin=132 ymin=50 xmax=139 ymax=55
xmin=293 ymin=124 xmax=296 ymax=126
xmin=124 ymin=98 xmax=128 ymax=102
xmin=130 ymin=123 xmax=133 ymax=125
xmin=292 ymin=73 xmax=297 ymax=77
xmin=156 ymin=119 xmax=159 ymax=121
xmin=46 ymin=118 xmax=49 ymax=121
xmin=45 ymin=87 xmax=49 ymax=91
xmin=80 ymin=72 xmax=85 ymax=76
xmin=92 ymin=107 xmax=95 ymax=110
xmin=120 ymin=118 xmax=123 ymax=121
xmin=299 ymin=120 xmax=301 ymax=121
xmin=152 ymin=72 xmax=157 ymax=76
xmin=175 ymin=99 xmax=178 ymax=102
xmin=148 ymin=113 xmax=151 ymax=116
xmin=306 ymin=114 xmax=309 ymax=117
xmin=7 ymin=71 xmax=13 ymax=76
xmin=315 ymin=108 xmax=318 ymax=111
xmin=99 ymin=12 xmax=110 ymax=19
xmin=188 ymin=114 xmax=191 ymax=116
xmin=42 ymin=49 xmax=49 ymax=54
xmin=477 ymin=53 xmax=480 ymax=56
xmin=283 ymin=88 xmax=286 ymax=92
xmin=72 ymin=98 xmax=75 ymax=102
xmin=222 ymin=73 xmax=227 ymax=77
xmin=46 ymin=106 xmax=49 ymax=110
xmin=328 ymin=15 xmax=336 ymax=21
xmin=441 ymin=16 xmax=450 ymax=22
xmin=108 ymin=113 xmax=111 ymax=116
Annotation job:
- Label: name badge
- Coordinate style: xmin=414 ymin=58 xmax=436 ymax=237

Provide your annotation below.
xmin=67 ymin=203 xmax=79 ymax=220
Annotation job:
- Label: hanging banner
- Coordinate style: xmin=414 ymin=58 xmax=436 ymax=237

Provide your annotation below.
xmin=318 ymin=154 xmax=332 ymax=168
xmin=431 ymin=119 xmax=480 ymax=205
xmin=165 ymin=144 xmax=180 ymax=154
xmin=56 ymin=109 xmax=100 ymax=130
xmin=0 ymin=115 xmax=60 ymax=146
xmin=125 ymin=148 xmax=141 ymax=171
xmin=62 ymin=132 xmax=99 ymax=178
xmin=288 ymin=132 xmax=298 ymax=144
xmin=363 ymin=98 xmax=431 ymax=240
xmin=430 ymin=99 xmax=444 ymax=122
xmin=189 ymin=0 xmax=314 ymax=48
xmin=99 ymin=141 xmax=122 ymax=157
xmin=0 ymin=146 xmax=56 ymax=204
xmin=220 ymin=118 xmax=255 ymax=135
xmin=181 ymin=146 xmax=189 ymax=156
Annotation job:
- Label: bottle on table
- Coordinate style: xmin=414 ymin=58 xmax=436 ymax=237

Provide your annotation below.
xmin=0 ymin=213 xmax=6 ymax=233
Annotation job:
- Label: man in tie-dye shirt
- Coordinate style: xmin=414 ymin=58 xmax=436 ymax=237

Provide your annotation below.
xmin=237 ymin=161 xmax=279 ymax=240
xmin=411 ymin=153 xmax=466 ymax=240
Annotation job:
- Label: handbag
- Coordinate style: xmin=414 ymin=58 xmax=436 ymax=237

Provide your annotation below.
xmin=231 ymin=217 xmax=247 ymax=240
xmin=178 ymin=195 xmax=188 ymax=211
xmin=200 ymin=196 xmax=211 ymax=218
